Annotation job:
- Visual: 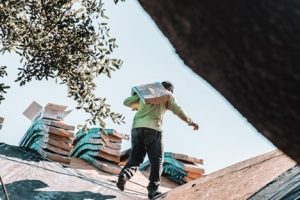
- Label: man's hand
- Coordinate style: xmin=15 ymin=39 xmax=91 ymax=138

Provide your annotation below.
xmin=130 ymin=102 xmax=139 ymax=111
xmin=190 ymin=122 xmax=199 ymax=130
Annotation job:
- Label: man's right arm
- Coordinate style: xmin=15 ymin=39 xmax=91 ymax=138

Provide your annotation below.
xmin=123 ymin=95 xmax=139 ymax=107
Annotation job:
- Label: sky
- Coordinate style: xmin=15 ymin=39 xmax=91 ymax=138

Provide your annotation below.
xmin=0 ymin=0 xmax=276 ymax=174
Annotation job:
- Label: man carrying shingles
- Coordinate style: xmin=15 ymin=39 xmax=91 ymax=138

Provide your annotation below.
xmin=116 ymin=81 xmax=199 ymax=199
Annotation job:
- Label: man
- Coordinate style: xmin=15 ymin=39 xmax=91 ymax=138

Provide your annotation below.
xmin=116 ymin=81 xmax=199 ymax=199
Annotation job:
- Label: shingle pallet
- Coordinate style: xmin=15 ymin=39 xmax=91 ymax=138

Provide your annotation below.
xmin=71 ymin=128 xmax=129 ymax=174
xmin=140 ymin=152 xmax=205 ymax=184
xmin=19 ymin=119 xmax=75 ymax=164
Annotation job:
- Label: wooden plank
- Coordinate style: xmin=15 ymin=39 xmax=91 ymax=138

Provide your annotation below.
xmin=35 ymin=136 xmax=73 ymax=151
xmin=49 ymin=126 xmax=74 ymax=138
xmin=47 ymin=138 xmax=73 ymax=151
xmin=107 ymin=136 xmax=122 ymax=143
xmin=183 ymin=176 xmax=194 ymax=183
xmin=100 ymin=146 xmax=121 ymax=157
xmin=100 ymin=133 xmax=110 ymax=144
xmin=46 ymin=153 xmax=71 ymax=164
xmin=47 ymin=120 xmax=75 ymax=131
xmin=42 ymin=143 xmax=71 ymax=156
xmin=171 ymin=153 xmax=203 ymax=165
xmin=48 ymin=133 xmax=74 ymax=144
xmin=102 ymin=129 xmax=129 ymax=140
xmin=111 ymin=131 xmax=129 ymax=140
xmin=90 ymin=156 xmax=122 ymax=174
xmin=38 ymin=148 xmax=71 ymax=164
xmin=105 ymin=141 xmax=121 ymax=150
xmin=187 ymin=171 xmax=204 ymax=179
xmin=183 ymin=163 xmax=205 ymax=174
xmin=101 ymin=133 xmax=122 ymax=143
xmin=98 ymin=151 xmax=120 ymax=163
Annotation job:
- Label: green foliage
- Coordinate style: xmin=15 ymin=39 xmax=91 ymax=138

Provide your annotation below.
xmin=0 ymin=66 xmax=10 ymax=102
xmin=113 ymin=0 xmax=125 ymax=4
xmin=0 ymin=0 xmax=125 ymax=128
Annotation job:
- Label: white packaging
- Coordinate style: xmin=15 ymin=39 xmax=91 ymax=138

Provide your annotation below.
xmin=23 ymin=101 xmax=72 ymax=121
xmin=131 ymin=82 xmax=170 ymax=104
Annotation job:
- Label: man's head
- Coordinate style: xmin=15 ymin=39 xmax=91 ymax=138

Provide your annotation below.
xmin=161 ymin=81 xmax=174 ymax=93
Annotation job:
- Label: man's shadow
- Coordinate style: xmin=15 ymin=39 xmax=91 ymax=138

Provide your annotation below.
xmin=0 ymin=143 xmax=43 ymax=162
xmin=0 ymin=179 xmax=117 ymax=200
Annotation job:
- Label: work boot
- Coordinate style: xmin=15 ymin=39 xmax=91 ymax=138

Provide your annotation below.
xmin=116 ymin=174 xmax=127 ymax=191
xmin=148 ymin=190 xmax=162 ymax=199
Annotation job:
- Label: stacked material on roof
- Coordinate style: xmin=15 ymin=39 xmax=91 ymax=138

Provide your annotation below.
xmin=71 ymin=128 xmax=129 ymax=174
xmin=19 ymin=101 xmax=75 ymax=164
xmin=140 ymin=152 xmax=204 ymax=184
xmin=19 ymin=118 xmax=75 ymax=164
xmin=0 ymin=117 xmax=4 ymax=130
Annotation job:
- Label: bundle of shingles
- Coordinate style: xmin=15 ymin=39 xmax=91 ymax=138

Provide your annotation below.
xmin=19 ymin=102 xmax=75 ymax=164
xmin=140 ymin=152 xmax=205 ymax=184
xmin=71 ymin=128 xmax=130 ymax=174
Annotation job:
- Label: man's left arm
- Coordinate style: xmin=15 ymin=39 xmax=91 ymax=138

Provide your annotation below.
xmin=167 ymin=96 xmax=199 ymax=130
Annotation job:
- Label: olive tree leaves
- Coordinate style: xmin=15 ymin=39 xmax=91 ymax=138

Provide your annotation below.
xmin=0 ymin=66 xmax=10 ymax=102
xmin=0 ymin=0 xmax=125 ymax=129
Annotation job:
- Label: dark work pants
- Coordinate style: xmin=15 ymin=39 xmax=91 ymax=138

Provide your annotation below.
xmin=119 ymin=127 xmax=163 ymax=193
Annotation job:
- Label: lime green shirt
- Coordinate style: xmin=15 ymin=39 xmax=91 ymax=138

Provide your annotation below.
xmin=124 ymin=94 xmax=194 ymax=132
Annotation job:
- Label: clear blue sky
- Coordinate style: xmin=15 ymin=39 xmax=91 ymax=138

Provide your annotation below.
xmin=0 ymin=1 xmax=275 ymax=173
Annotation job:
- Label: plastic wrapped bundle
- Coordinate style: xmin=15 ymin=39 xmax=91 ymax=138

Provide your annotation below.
xmin=131 ymin=82 xmax=170 ymax=104
xmin=19 ymin=119 xmax=75 ymax=164
xmin=140 ymin=152 xmax=205 ymax=184
xmin=71 ymin=128 xmax=129 ymax=174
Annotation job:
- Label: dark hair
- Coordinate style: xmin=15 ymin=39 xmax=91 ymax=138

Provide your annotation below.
xmin=161 ymin=81 xmax=174 ymax=93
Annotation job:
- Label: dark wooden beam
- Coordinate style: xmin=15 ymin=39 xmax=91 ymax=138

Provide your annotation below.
xmin=138 ymin=0 xmax=300 ymax=163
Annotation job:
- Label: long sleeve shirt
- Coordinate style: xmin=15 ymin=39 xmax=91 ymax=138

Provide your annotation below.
xmin=124 ymin=94 xmax=194 ymax=132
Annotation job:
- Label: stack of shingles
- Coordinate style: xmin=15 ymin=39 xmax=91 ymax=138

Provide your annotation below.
xmin=140 ymin=152 xmax=205 ymax=184
xmin=71 ymin=128 xmax=129 ymax=174
xmin=0 ymin=117 xmax=4 ymax=130
xmin=165 ymin=152 xmax=205 ymax=183
xmin=19 ymin=118 xmax=75 ymax=164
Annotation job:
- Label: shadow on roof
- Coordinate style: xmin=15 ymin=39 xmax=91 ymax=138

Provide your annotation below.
xmin=2 ymin=179 xmax=116 ymax=200
xmin=0 ymin=143 xmax=44 ymax=162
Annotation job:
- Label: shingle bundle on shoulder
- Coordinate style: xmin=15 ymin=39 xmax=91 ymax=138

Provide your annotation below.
xmin=19 ymin=101 xmax=75 ymax=164
xmin=140 ymin=152 xmax=205 ymax=184
xmin=71 ymin=128 xmax=129 ymax=174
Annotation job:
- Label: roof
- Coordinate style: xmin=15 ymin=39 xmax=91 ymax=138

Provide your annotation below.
xmin=157 ymin=150 xmax=297 ymax=200
xmin=0 ymin=143 xmax=174 ymax=200
xmin=1 ymin=142 xmax=299 ymax=200
xmin=249 ymin=165 xmax=300 ymax=200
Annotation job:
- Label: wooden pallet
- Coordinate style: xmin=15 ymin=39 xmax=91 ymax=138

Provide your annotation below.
xmin=37 ymin=148 xmax=71 ymax=164
xmin=183 ymin=163 xmax=205 ymax=174
xmin=49 ymin=126 xmax=74 ymax=138
xmin=41 ymin=119 xmax=75 ymax=131
xmin=98 ymin=151 xmax=120 ymax=163
xmin=171 ymin=153 xmax=203 ymax=165
xmin=80 ymin=154 xmax=122 ymax=174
